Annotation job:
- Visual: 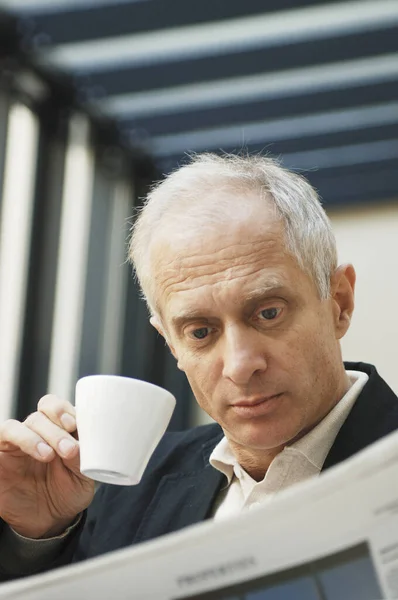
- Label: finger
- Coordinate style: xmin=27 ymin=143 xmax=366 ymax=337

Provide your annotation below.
xmin=24 ymin=412 xmax=79 ymax=460
xmin=37 ymin=394 xmax=76 ymax=433
xmin=0 ymin=419 xmax=55 ymax=461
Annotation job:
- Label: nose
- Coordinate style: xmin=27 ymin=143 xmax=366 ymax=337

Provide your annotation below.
xmin=221 ymin=324 xmax=268 ymax=385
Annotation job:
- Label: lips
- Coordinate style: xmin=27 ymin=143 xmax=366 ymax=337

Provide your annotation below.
xmin=231 ymin=393 xmax=284 ymax=418
xmin=232 ymin=394 xmax=281 ymax=407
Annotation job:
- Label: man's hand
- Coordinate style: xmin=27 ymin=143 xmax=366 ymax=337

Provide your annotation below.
xmin=0 ymin=395 xmax=95 ymax=539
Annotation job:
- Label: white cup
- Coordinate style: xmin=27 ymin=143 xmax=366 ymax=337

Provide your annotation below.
xmin=75 ymin=375 xmax=176 ymax=486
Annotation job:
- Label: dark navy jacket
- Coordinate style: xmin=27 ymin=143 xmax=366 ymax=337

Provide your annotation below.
xmin=2 ymin=362 xmax=398 ymax=578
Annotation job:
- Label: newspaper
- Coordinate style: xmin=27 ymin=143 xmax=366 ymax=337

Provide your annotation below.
xmin=2 ymin=430 xmax=398 ymax=599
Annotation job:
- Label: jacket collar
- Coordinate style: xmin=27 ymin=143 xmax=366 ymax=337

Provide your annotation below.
xmin=323 ymin=362 xmax=398 ymax=469
xmin=134 ymin=428 xmax=224 ymax=544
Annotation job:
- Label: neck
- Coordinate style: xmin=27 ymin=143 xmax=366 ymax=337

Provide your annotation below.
xmin=226 ymin=441 xmax=284 ymax=481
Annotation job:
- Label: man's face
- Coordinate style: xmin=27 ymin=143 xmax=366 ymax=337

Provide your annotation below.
xmin=152 ymin=201 xmax=353 ymax=455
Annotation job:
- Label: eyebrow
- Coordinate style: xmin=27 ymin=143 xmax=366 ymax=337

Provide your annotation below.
xmin=171 ymin=282 xmax=287 ymax=330
xmin=244 ymin=283 xmax=287 ymax=302
xmin=171 ymin=311 xmax=211 ymax=330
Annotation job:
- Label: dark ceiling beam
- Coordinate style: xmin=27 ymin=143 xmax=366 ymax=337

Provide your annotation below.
xmin=246 ymin=123 xmax=398 ymax=158
xmin=307 ymin=165 xmax=398 ymax=207
xmin=74 ymin=25 xmax=398 ymax=99
xmin=37 ymin=1 xmax=398 ymax=76
xmin=148 ymin=103 xmax=398 ymax=157
xmin=121 ymin=80 xmax=398 ymax=137
xmin=15 ymin=0 xmax=347 ymax=46
xmin=156 ymin=142 xmax=398 ymax=177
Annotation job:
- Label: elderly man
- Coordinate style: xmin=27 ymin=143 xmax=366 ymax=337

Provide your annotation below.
xmin=0 ymin=153 xmax=397 ymax=579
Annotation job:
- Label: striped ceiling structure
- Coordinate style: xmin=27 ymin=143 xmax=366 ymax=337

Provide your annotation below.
xmin=1 ymin=0 xmax=398 ymax=206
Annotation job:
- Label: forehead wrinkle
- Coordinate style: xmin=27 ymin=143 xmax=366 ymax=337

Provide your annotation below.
xmin=158 ymin=238 xmax=275 ymax=286
xmin=175 ymin=238 xmax=273 ymax=268
xmin=158 ymin=237 xmax=282 ymax=294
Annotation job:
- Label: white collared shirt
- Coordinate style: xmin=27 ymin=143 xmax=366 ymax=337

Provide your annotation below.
xmin=210 ymin=370 xmax=369 ymax=521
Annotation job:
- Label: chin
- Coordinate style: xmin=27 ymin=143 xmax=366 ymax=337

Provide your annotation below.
xmin=232 ymin=423 xmax=296 ymax=451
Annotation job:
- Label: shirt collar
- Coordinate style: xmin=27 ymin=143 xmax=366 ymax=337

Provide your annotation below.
xmin=291 ymin=370 xmax=369 ymax=469
xmin=209 ymin=369 xmax=369 ymax=483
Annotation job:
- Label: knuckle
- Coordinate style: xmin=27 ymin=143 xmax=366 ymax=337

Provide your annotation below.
xmin=24 ymin=411 xmax=41 ymax=428
xmin=37 ymin=394 xmax=56 ymax=411
xmin=37 ymin=395 xmax=63 ymax=422
xmin=37 ymin=394 xmax=68 ymax=420
xmin=0 ymin=418 xmax=19 ymax=437
xmin=2 ymin=418 xmax=18 ymax=428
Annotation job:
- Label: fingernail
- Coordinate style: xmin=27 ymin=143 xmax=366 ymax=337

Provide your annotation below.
xmin=58 ymin=438 xmax=77 ymax=456
xmin=37 ymin=442 xmax=53 ymax=458
xmin=60 ymin=413 xmax=76 ymax=431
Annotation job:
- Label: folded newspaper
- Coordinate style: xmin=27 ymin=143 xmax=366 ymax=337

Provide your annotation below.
xmin=2 ymin=430 xmax=398 ymax=600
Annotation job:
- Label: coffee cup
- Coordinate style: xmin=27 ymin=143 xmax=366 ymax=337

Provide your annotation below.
xmin=75 ymin=375 xmax=176 ymax=485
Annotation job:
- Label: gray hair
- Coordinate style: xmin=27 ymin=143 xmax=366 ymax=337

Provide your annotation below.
xmin=129 ymin=153 xmax=338 ymax=314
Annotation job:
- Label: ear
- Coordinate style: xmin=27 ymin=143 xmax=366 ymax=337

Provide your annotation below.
xmin=149 ymin=315 xmax=179 ymax=361
xmin=330 ymin=264 xmax=356 ymax=339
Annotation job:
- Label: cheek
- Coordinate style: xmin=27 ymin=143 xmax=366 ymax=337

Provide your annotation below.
xmin=178 ymin=349 xmax=207 ymax=385
xmin=180 ymin=352 xmax=221 ymax=412
xmin=290 ymin=319 xmax=339 ymax=390
xmin=275 ymin=316 xmax=332 ymax=379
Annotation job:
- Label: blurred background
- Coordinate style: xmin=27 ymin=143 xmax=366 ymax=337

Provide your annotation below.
xmin=0 ymin=0 xmax=397 ymax=430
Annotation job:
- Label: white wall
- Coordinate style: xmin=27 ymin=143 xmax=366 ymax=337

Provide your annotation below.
xmin=329 ymin=201 xmax=398 ymax=395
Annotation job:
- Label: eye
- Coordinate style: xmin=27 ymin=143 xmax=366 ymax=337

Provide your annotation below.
xmin=190 ymin=327 xmax=211 ymax=340
xmin=259 ymin=307 xmax=282 ymax=320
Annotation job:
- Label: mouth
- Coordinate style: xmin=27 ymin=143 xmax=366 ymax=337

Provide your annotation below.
xmin=231 ymin=393 xmax=284 ymax=418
